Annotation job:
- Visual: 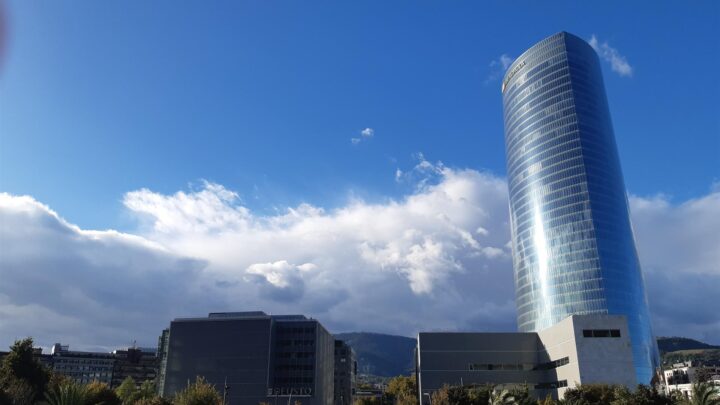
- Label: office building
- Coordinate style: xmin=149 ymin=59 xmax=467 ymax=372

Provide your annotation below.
xmin=416 ymin=314 xmax=635 ymax=403
xmin=158 ymin=311 xmax=335 ymax=405
xmin=501 ymin=31 xmax=658 ymax=383
xmin=49 ymin=344 xmax=116 ymax=386
xmin=333 ymin=340 xmax=356 ymax=405
xmin=111 ymin=347 xmax=159 ymax=389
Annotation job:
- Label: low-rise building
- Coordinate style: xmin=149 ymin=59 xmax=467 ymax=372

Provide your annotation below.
xmin=663 ymin=361 xmax=720 ymax=399
xmin=416 ymin=314 xmax=636 ymax=402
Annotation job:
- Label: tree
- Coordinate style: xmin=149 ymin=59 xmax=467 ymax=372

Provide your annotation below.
xmin=505 ymin=384 xmax=534 ymax=405
xmin=487 ymin=387 xmax=514 ymax=405
xmin=684 ymin=382 xmax=720 ymax=405
xmin=465 ymin=385 xmax=490 ymax=405
xmin=353 ymin=397 xmax=382 ymax=405
xmin=428 ymin=384 xmax=449 ymax=405
xmin=173 ymin=377 xmax=222 ymax=405
xmin=45 ymin=381 xmax=88 ymax=405
xmin=386 ymin=376 xmax=418 ymax=405
xmin=85 ymin=381 xmax=121 ymax=405
xmin=563 ymin=384 xmax=617 ymax=404
xmin=115 ymin=377 xmax=137 ymax=404
xmin=0 ymin=338 xmax=51 ymax=404
xmin=136 ymin=380 xmax=157 ymax=402
xmin=694 ymin=369 xmax=714 ymax=384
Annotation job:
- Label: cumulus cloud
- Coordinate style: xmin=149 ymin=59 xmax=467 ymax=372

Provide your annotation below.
xmin=351 ymin=127 xmax=375 ymax=145
xmin=0 ymin=193 xmax=212 ymax=351
xmin=589 ymin=35 xmax=634 ymax=77
xmin=485 ymin=54 xmax=514 ymax=84
xmin=629 ymin=192 xmax=720 ymax=343
xmin=1 ymin=168 xmax=718 ymax=350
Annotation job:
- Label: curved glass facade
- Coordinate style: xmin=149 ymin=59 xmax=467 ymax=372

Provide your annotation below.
xmin=501 ymin=32 xmax=659 ymax=384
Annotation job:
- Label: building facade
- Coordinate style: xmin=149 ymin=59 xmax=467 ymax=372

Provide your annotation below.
xmin=333 ymin=340 xmax=356 ymax=405
xmin=49 ymin=344 xmax=116 ymax=386
xmin=111 ymin=347 xmax=159 ymax=389
xmin=501 ymin=31 xmax=658 ymax=383
xmin=416 ymin=314 xmax=636 ymax=403
xmin=662 ymin=361 xmax=720 ymax=399
xmin=159 ymin=311 xmax=335 ymax=405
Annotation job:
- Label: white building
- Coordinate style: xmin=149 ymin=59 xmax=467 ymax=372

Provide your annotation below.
xmin=663 ymin=361 xmax=720 ymax=399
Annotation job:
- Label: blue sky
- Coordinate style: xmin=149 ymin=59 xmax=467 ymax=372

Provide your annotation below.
xmin=0 ymin=1 xmax=719 ymax=349
xmin=2 ymin=1 xmax=718 ymax=230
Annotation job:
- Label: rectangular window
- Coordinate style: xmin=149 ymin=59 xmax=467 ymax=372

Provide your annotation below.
xmin=582 ymin=329 xmax=621 ymax=338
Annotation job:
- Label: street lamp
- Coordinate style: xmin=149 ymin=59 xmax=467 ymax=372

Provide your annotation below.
xmin=423 ymin=392 xmax=432 ymax=405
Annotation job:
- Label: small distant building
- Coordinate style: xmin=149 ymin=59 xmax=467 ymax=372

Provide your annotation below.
xmin=111 ymin=347 xmax=159 ymax=389
xmin=416 ymin=315 xmax=636 ymax=402
xmin=333 ymin=340 xmax=356 ymax=405
xmin=663 ymin=361 xmax=720 ymax=399
xmin=1 ymin=343 xmax=159 ymax=389
xmin=158 ymin=311 xmax=335 ymax=405
xmin=50 ymin=344 xmax=115 ymax=386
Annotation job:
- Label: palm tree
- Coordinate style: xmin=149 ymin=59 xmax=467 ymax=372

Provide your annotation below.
xmin=488 ymin=387 xmax=514 ymax=405
xmin=685 ymin=382 xmax=720 ymax=405
xmin=45 ymin=381 xmax=88 ymax=405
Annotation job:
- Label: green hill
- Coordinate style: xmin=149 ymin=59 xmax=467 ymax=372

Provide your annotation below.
xmin=657 ymin=337 xmax=719 ymax=354
xmin=334 ymin=332 xmax=415 ymax=377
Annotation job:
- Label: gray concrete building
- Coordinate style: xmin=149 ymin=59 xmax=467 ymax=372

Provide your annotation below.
xmin=416 ymin=315 xmax=636 ymax=402
xmin=158 ymin=311 xmax=334 ymax=405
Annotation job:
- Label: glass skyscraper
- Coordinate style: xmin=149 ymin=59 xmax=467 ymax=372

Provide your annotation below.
xmin=501 ymin=32 xmax=659 ymax=383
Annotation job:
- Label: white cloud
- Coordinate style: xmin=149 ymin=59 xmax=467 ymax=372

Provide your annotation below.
xmin=351 ymin=128 xmax=375 ymax=145
xmin=589 ymin=35 xmax=634 ymax=77
xmin=1 ymin=168 xmax=719 ymax=349
xmin=0 ymin=193 xmax=212 ymax=351
xmin=485 ymin=54 xmax=514 ymax=84
xmin=629 ymin=191 xmax=720 ymax=343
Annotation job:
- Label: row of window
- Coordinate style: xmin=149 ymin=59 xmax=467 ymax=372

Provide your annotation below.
xmin=582 ymin=329 xmax=621 ymax=338
xmin=275 ymin=364 xmax=314 ymax=371
xmin=534 ymin=357 xmax=570 ymax=370
xmin=278 ymin=327 xmax=315 ymax=334
xmin=468 ymin=357 xmax=569 ymax=373
xmin=276 ymin=340 xmax=315 ymax=347
xmin=535 ymin=380 xmax=568 ymax=389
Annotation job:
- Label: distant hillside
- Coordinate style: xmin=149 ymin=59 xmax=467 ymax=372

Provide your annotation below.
xmin=334 ymin=333 xmax=720 ymax=377
xmin=657 ymin=337 xmax=719 ymax=353
xmin=334 ymin=332 xmax=415 ymax=377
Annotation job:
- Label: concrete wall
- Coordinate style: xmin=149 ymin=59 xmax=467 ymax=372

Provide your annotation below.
xmin=416 ymin=314 xmax=637 ymax=403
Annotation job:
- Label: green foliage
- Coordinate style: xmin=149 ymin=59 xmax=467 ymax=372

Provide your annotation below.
xmin=0 ymin=338 xmax=51 ymax=404
xmin=133 ymin=396 xmax=172 ymax=405
xmin=172 ymin=377 xmax=221 ymax=405
xmin=684 ymin=382 xmax=720 ymax=405
xmin=386 ymin=376 xmax=418 ymax=405
xmin=563 ymin=384 xmax=618 ymax=404
xmin=85 ymin=381 xmax=121 ymax=405
xmin=352 ymin=397 xmax=382 ymax=405
xmin=662 ymin=350 xmax=720 ymax=367
xmin=115 ymin=377 xmax=137 ymax=404
xmin=0 ymin=377 xmax=35 ymax=405
xmin=45 ymin=381 xmax=88 ymax=405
